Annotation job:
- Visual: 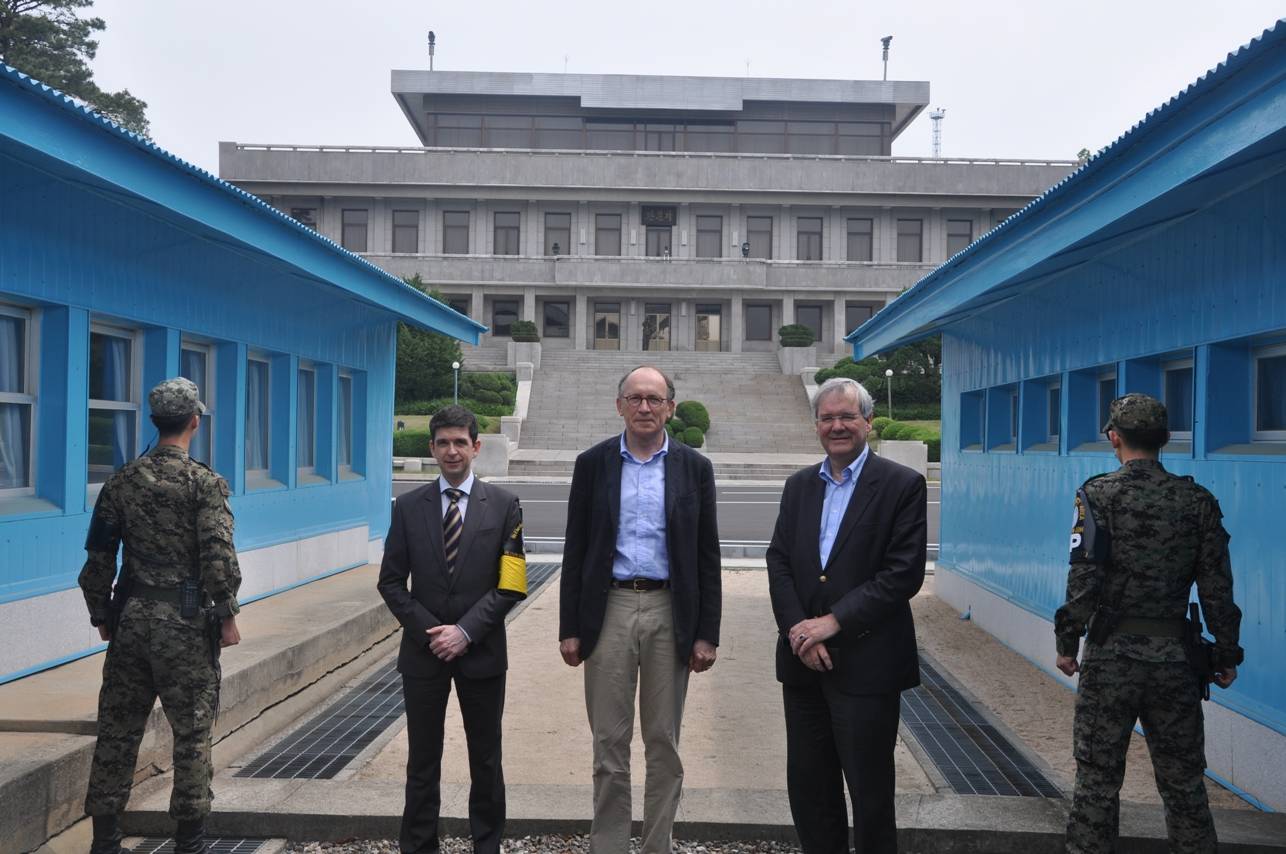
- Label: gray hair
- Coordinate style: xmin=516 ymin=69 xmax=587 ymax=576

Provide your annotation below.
xmin=618 ymin=365 xmax=676 ymax=400
xmin=812 ymin=377 xmax=875 ymax=421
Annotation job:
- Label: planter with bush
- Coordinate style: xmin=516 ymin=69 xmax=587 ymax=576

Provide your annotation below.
xmin=668 ymin=399 xmax=710 ymax=449
xmin=777 ymin=324 xmax=817 ymax=374
xmin=506 ymin=321 xmax=542 ymax=368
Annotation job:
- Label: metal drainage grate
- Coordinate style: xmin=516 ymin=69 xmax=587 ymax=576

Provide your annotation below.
xmin=129 ymin=839 xmax=267 ymax=853
xmin=902 ymin=659 xmax=1062 ymax=797
xmin=237 ymin=563 xmax=560 ymax=780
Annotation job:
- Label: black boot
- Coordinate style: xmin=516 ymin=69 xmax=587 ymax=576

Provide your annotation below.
xmin=89 ymin=814 xmax=125 ymax=854
xmin=172 ymin=819 xmax=207 ymax=854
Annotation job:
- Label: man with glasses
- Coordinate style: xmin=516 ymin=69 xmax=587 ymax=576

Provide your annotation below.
xmin=559 ymin=365 xmax=721 ymax=854
xmin=767 ymin=376 xmax=927 ymax=854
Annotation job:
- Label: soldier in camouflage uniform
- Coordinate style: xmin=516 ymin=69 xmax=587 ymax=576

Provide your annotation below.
xmin=1054 ymin=393 xmax=1243 ymax=854
xmin=79 ymin=377 xmax=242 ymax=854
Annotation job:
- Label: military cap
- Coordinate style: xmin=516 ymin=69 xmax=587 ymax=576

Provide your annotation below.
xmin=148 ymin=377 xmax=206 ymax=418
xmin=1104 ymin=392 xmax=1167 ymax=432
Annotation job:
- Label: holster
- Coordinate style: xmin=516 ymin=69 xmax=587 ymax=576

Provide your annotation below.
xmin=1183 ymin=602 xmax=1215 ymax=701
xmin=1086 ymin=605 xmax=1121 ymax=646
xmin=106 ymin=575 xmax=134 ymax=637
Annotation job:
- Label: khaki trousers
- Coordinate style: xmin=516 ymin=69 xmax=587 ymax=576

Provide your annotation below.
xmin=585 ymin=588 xmax=690 ymax=854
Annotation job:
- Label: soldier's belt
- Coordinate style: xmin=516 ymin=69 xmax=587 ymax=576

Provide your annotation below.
xmin=131 ymin=582 xmax=183 ymax=605
xmin=1115 ymin=617 xmax=1185 ymax=638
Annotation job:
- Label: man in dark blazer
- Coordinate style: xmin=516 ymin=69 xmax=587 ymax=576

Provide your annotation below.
xmin=559 ymin=365 xmax=721 ymax=854
xmin=767 ymin=377 xmax=927 ymax=854
xmin=378 ymin=405 xmax=527 ymax=854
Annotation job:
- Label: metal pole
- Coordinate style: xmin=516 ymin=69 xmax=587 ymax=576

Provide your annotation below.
xmin=452 ymin=360 xmax=460 ymax=404
xmin=885 ymin=368 xmax=894 ymax=420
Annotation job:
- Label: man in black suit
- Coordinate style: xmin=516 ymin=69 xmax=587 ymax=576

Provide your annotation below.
xmin=378 ymin=405 xmax=527 ymax=854
xmin=559 ymin=365 xmax=721 ymax=854
xmin=767 ymin=377 xmax=927 ymax=854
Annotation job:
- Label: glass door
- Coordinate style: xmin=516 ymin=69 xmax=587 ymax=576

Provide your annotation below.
xmin=642 ymin=303 xmax=671 ymax=351
xmin=695 ymin=303 xmax=723 ymax=352
xmin=593 ymin=302 xmax=621 ymax=350
xmin=646 ymin=227 xmax=672 ymax=257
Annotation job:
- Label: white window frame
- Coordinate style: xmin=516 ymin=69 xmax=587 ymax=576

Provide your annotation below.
xmin=297 ymin=361 xmax=318 ymax=476
xmin=1162 ymin=358 xmax=1195 ymax=441
xmin=338 ymin=371 xmax=354 ymax=476
xmin=88 ymin=321 xmax=141 ymax=494
xmin=1047 ymin=381 xmax=1061 ymax=443
xmin=0 ymin=303 xmax=37 ymax=498
xmin=1253 ymin=343 xmax=1286 ymax=442
xmin=179 ymin=340 xmax=215 ymax=467
xmin=245 ymin=353 xmax=272 ymax=478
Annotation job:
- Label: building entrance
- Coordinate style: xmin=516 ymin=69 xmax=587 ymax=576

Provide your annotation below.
xmin=695 ymin=303 xmax=722 ymax=351
xmin=642 ymin=303 xmax=671 ymax=351
xmin=593 ymin=302 xmax=621 ymax=350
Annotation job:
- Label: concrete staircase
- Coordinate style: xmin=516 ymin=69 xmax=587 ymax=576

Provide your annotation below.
xmin=459 ymin=345 xmax=509 ymax=372
xmin=519 ymin=350 xmax=818 ymax=454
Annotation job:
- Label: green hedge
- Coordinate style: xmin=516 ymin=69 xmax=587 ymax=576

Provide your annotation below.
xmin=397 ymin=398 xmax=511 ymax=418
xmin=874 ymin=420 xmax=941 ymax=463
xmin=680 ymin=426 xmax=705 ymax=448
xmin=393 ymin=429 xmax=431 ymax=458
xmin=675 ymin=401 xmax=710 ymax=432
xmin=509 ymin=320 xmax=539 ymax=342
xmin=871 ymin=416 xmax=893 ymax=436
xmin=462 ymin=372 xmax=516 ymax=395
xmin=667 ymin=417 xmax=687 ymax=435
xmin=884 ymin=403 xmax=941 ymax=421
xmin=778 ymin=323 xmax=815 ymax=347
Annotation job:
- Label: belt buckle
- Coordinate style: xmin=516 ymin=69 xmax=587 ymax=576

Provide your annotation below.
xmin=631 ymin=578 xmax=646 ymax=591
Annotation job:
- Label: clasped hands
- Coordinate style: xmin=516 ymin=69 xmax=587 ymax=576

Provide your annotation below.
xmin=427 ymin=624 xmax=469 ymax=661
xmin=559 ymin=637 xmax=718 ymax=673
xmin=788 ymin=614 xmax=841 ymax=672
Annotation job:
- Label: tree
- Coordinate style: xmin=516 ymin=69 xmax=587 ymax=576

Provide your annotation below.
xmin=0 ymin=0 xmax=148 ymax=136
xmin=814 ymin=335 xmax=942 ymax=406
xmin=396 ymin=275 xmax=464 ymax=405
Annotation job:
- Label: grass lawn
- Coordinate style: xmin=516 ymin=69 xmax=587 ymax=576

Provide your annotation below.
xmin=393 ymin=413 xmax=501 ymax=433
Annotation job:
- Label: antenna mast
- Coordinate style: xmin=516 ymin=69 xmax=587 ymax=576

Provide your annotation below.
xmin=427 ymin=31 xmax=436 ymax=71
xmin=930 ymin=108 xmax=945 ymax=157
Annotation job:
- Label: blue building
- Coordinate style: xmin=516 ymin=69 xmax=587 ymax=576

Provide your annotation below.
xmin=0 ymin=65 xmax=483 ymax=684
xmin=849 ymin=23 xmax=1286 ymax=809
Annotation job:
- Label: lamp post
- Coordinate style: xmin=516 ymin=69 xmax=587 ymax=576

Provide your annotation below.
xmin=452 ymin=361 xmax=461 ymax=404
xmin=885 ymin=368 xmax=894 ymax=420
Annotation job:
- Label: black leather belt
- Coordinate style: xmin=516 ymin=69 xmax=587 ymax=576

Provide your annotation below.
xmin=610 ymin=577 xmax=670 ymax=591
xmin=131 ymin=582 xmax=182 ymax=605
xmin=1116 ymin=617 xmax=1185 ymax=639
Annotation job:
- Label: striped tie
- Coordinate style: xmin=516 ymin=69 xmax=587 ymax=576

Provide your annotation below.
xmin=443 ymin=488 xmax=464 ymax=574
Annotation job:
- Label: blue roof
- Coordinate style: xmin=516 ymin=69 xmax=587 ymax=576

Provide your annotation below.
xmin=848 ymin=18 xmax=1286 ymax=359
xmin=0 ymin=63 xmax=485 ymax=343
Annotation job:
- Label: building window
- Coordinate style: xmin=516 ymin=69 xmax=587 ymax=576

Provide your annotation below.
xmin=445 ymin=296 xmax=470 ymax=316
xmin=1097 ymin=373 xmax=1117 ymax=433
xmin=88 ymin=326 xmax=138 ymax=485
xmin=485 ymin=114 xmax=533 ymax=148
xmin=747 ymin=216 xmax=773 ymax=259
xmin=746 ymin=303 xmax=773 ymax=341
xmin=797 ymin=217 xmax=823 ymax=261
xmin=543 ymin=302 xmax=570 ymax=338
xmin=290 ymin=208 xmax=318 ymax=231
xmin=338 ymin=373 xmax=354 ymax=472
xmin=595 ymin=214 xmax=622 ymax=256
xmin=1047 ymin=382 xmax=1061 ymax=441
xmin=443 ymin=211 xmax=470 ymax=254
xmin=796 ymin=304 xmax=824 ymax=341
xmin=1009 ymin=389 xmax=1020 ymax=442
xmin=179 ymin=343 xmax=214 ymax=466
xmin=961 ymin=390 xmax=985 ymax=450
xmin=341 ymin=209 xmax=368 ymax=252
xmin=492 ymin=300 xmax=519 ymax=337
xmin=0 ymin=305 xmax=34 ymax=493
xmin=845 ymin=303 xmax=876 ymax=335
xmin=1163 ymin=360 xmax=1194 ymax=438
xmin=847 ymin=218 xmax=873 ymax=262
xmin=645 ymin=227 xmax=672 ymax=257
xmin=897 ymin=219 xmax=923 ymax=262
xmin=297 ymin=365 xmax=316 ymax=473
xmin=434 ymin=113 xmax=483 ymax=147
xmin=245 ymin=357 xmax=270 ymax=473
xmin=494 ymin=211 xmax=521 ymax=255
xmin=946 ymin=219 xmax=974 ymax=256
xmin=392 ymin=210 xmax=419 ymax=254
xmin=1254 ymin=345 xmax=1286 ymax=440
xmin=533 ymin=116 xmax=583 ymax=149
xmin=695 ymin=215 xmax=722 ymax=258
xmin=545 ymin=212 xmax=571 ymax=256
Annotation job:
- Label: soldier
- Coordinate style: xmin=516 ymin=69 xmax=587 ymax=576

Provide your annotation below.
xmin=1055 ymin=393 xmax=1243 ymax=854
xmin=79 ymin=377 xmax=242 ymax=854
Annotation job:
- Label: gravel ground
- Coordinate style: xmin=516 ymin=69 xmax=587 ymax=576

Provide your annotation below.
xmin=286 ymin=837 xmax=800 ymax=853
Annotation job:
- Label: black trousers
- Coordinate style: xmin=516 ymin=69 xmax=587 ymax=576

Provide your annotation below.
xmin=783 ymin=682 xmax=902 ymax=854
xmin=400 ymin=671 xmax=506 ymax=854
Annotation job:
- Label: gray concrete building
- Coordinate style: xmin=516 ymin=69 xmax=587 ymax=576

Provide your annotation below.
xmin=220 ymin=71 xmax=1075 ymax=361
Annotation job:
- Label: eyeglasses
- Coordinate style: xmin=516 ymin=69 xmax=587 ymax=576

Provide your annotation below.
xmin=816 ymin=413 xmax=865 ymax=426
xmin=621 ymin=394 xmax=671 ymax=409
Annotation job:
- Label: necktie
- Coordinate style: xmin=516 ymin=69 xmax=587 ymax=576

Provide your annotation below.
xmin=443 ymin=488 xmax=464 ymax=574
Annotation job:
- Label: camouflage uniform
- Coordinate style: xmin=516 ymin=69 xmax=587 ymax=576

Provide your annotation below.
xmin=1055 ymin=394 xmax=1243 ymax=854
xmin=79 ymin=378 xmax=241 ymax=824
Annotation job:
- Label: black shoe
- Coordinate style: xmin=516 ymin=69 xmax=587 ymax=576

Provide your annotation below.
xmin=89 ymin=814 xmax=125 ymax=854
xmin=172 ymin=819 xmax=207 ymax=854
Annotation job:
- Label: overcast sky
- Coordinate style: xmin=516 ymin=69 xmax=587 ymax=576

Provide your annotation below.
xmin=85 ymin=0 xmax=1284 ymax=172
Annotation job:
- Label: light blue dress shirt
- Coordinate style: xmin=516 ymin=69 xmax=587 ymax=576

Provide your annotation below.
xmin=612 ymin=433 xmax=671 ymax=581
xmin=437 ymin=472 xmax=475 ymax=520
xmin=818 ymin=445 xmax=870 ymax=567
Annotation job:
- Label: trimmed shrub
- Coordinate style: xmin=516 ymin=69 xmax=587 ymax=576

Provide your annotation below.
xmin=393 ymin=429 xmax=431 ymax=458
xmin=871 ymin=416 xmax=893 ymax=436
xmin=667 ymin=417 xmax=687 ymax=435
xmin=890 ymin=403 xmax=942 ymax=421
xmin=462 ymin=372 xmax=516 ymax=395
xmin=778 ymin=323 xmax=815 ymax=347
xmin=509 ymin=320 xmax=540 ymax=342
xmin=681 ymin=426 xmax=705 ymax=448
xmin=674 ymin=401 xmax=710 ymax=432
xmin=879 ymin=422 xmax=908 ymax=440
xmin=397 ymin=398 xmax=507 ymax=419
xmin=925 ymin=435 xmax=941 ymax=463
xmin=473 ymin=389 xmax=503 ymax=405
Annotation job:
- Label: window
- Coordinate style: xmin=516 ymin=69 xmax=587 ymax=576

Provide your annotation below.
xmin=695 ymin=215 xmax=722 ymax=258
xmin=797 ymin=217 xmax=823 ymax=261
xmin=543 ymin=301 xmax=570 ymax=338
xmin=245 ymin=357 xmax=270 ymax=473
xmin=341 ymin=209 xmax=368 ymax=252
xmin=0 ymin=305 xmax=34 ymax=493
xmin=392 ymin=210 xmax=419 ymax=254
xmin=290 ymin=208 xmax=318 ymax=231
xmin=685 ymin=124 xmax=734 ymax=152
xmin=845 ymin=303 xmax=876 ymax=334
xmin=88 ymin=326 xmax=138 ymax=485
xmin=1097 ymin=373 xmax=1117 ymax=432
xmin=485 ymin=115 xmax=532 ymax=148
xmin=746 ymin=304 xmax=773 ymax=341
xmin=796 ymin=304 xmax=824 ymax=341
xmin=1010 ymin=390 xmax=1020 ymax=441
xmin=586 ymin=121 xmax=635 ymax=150
xmin=533 ymin=116 xmax=582 ymax=149
xmin=747 ymin=216 xmax=773 ymax=259
xmin=645 ymin=227 xmax=672 ymax=257
xmin=338 ymin=373 xmax=354 ymax=472
xmin=1047 ymin=383 xmax=1061 ymax=441
xmin=493 ymin=211 xmax=521 ymax=255
xmin=435 ymin=113 xmax=483 ymax=147
xmin=443 ymin=211 xmax=470 ymax=255
xmin=492 ymin=300 xmax=519 ymax=337
xmin=946 ymin=219 xmax=974 ymax=256
xmin=545 ymin=213 xmax=571 ymax=256
xmin=595 ymin=214 xmax=622 ymax=256
xmin=896 ymin=219 xmax=923 ymax=262
xmin=297 ymin=365 xmax=316 ymax=473
xmin=446 ymin=296 xmax=470 ymax=316
xmin=1254 ymin=345 xmax=1286 ymax=440
xmin=738 ymin=120 xmax=785 ymax=153
xmin=847 ymin=218 xmax=873 ymax=262
xmin=179 ymin=344 xmax=214 ymax=466
xmin=961 ymin=390 xmax=985 ymax=450
xmin=1163 ymin=360 xmax=1194 ymax=437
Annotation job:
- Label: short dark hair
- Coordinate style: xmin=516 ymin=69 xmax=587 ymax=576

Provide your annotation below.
xmin=430 ymin=404 xmax=479 ymax=442
xmin=617 ymin=365 xmax=675 ymax=400
xmin=150 ymin=412 xmax=195 ymax=439
xmin=1112 ymin=425 xmax=1169 ymax=453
